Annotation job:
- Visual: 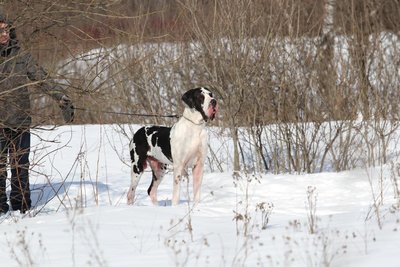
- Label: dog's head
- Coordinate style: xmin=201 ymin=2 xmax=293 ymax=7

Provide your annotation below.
xmin=182 ymin=87 xmax=218 ymax=122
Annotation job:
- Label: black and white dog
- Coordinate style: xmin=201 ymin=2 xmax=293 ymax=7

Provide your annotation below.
xmin=127 ymin=87 xmax=218 ymax=205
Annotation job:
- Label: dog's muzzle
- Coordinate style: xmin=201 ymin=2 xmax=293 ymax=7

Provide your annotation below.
xmin=209 ymin=99 xmax=218 ymax=120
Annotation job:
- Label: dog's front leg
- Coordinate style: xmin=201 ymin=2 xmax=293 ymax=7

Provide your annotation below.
xmin=172 ymin=166 xmax=184 ymax=205
xmin=192 ymin=161 xmax=204 ymax=204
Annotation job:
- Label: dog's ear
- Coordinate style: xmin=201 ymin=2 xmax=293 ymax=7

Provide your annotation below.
xmin=181 ymin=89 xmax=196 ymax=108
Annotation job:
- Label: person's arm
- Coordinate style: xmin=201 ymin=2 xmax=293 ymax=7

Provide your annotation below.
xmin=25 ymin=53 xmax=74 ymax=123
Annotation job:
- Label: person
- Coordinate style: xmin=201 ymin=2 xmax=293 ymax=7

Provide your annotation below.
xmin=0 ymin=14 xmax=74 ymax=214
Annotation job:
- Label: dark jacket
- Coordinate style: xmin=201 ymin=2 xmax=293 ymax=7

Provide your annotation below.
xmin=0 ymin=17 xmax=68 ymax=128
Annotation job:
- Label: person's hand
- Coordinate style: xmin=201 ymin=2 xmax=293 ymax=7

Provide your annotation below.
xmin=59 ymin=95 xmax=74 ymax=123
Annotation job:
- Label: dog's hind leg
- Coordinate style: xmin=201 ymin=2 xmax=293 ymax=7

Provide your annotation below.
xmin=127 ymin=167 xmax=142 ymax=205
xmin=147 ymin=159 xmax=167 ymax=205
xmin=127 ymin=142 xmax=147 ymax=205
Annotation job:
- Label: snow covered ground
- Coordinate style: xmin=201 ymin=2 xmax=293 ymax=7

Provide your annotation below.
xmin=1 ymin=124 xmax=400 ymax=267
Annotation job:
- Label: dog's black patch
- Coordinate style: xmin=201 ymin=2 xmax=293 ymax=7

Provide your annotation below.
xmin=131 ymin=127 xmax=150 ymax=174
xmin=182 ymin=87 xmax=206 ymax=108
xmin=145 ymin=126 xmax=173 ymax=162
xmin=182 ymin=87 xmax=210 ymax=122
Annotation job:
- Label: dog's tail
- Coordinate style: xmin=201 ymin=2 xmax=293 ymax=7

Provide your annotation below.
xmin=147 ymin=179 xmax=154 ymax=196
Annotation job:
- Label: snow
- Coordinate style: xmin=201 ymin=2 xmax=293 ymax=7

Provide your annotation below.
xmin=1 ymin=124 xmax=400 ymax=266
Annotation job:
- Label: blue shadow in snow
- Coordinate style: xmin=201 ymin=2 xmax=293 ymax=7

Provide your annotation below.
xmin=30 ymin=181 xmax=110 ymax=209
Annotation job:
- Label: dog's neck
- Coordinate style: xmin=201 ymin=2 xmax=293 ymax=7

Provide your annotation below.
xmin=182 ymin=108 xmax=206 ymax=125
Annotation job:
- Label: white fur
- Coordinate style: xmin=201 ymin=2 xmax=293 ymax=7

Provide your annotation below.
xmin=170 ymin=110 xmax=208 ymax=205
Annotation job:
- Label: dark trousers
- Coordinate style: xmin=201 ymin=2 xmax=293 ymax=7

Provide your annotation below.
xmin=0 ymin=128 xmax=31 ymax=213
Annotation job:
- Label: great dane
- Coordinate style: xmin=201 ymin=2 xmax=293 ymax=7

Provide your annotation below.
xmin=127 ymin=87 xmax=218 ymax=205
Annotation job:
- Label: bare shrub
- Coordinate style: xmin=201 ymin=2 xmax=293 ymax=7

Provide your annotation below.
xmin=306 ymin=186 xmax=318 ymax=234
xmin=255 ymin=201 xmax=274 ymax=230
xmin=390 ymin=161 xmax=400 ymax=212
xmin=4 ymin=227 xmax=46 ymax=267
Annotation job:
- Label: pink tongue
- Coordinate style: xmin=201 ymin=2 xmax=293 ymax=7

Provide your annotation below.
xmin=208 ymin=104 xmax=217 ymax=119
xmin=213 ymin=105 xmax=218 ymax=114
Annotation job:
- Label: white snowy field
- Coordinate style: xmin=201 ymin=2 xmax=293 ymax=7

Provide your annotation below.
xmin=1 ymin=124 xmax=400 ymax=267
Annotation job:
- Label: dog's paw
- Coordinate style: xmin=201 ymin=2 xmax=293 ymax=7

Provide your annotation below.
xmin=171 ymin=198 xmax=180 ymax=206
xmin=150 ymin=197 xmax=158 ymax=206
xmin=127 ymin=192 xmax=134 ymax=205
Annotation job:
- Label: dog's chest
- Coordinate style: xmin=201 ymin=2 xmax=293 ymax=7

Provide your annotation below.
xmin=170 ymin=119 xmax=207 ymax=165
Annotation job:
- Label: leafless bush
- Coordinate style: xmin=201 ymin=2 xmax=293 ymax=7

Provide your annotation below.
xmin=1 ymin=0 xmax=400 ymax=177
xmin=306 ymin=186 xmax=318 ymax=234
xmin=4 ymin=227 xmax=46 ymax=267
xmin=255 ymin=201 xmax=274 ymax=230
xmin=390 ymin=161 xmax=400 ymax=212
xmin=390 ymin=163 xmax=400 ymax=208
